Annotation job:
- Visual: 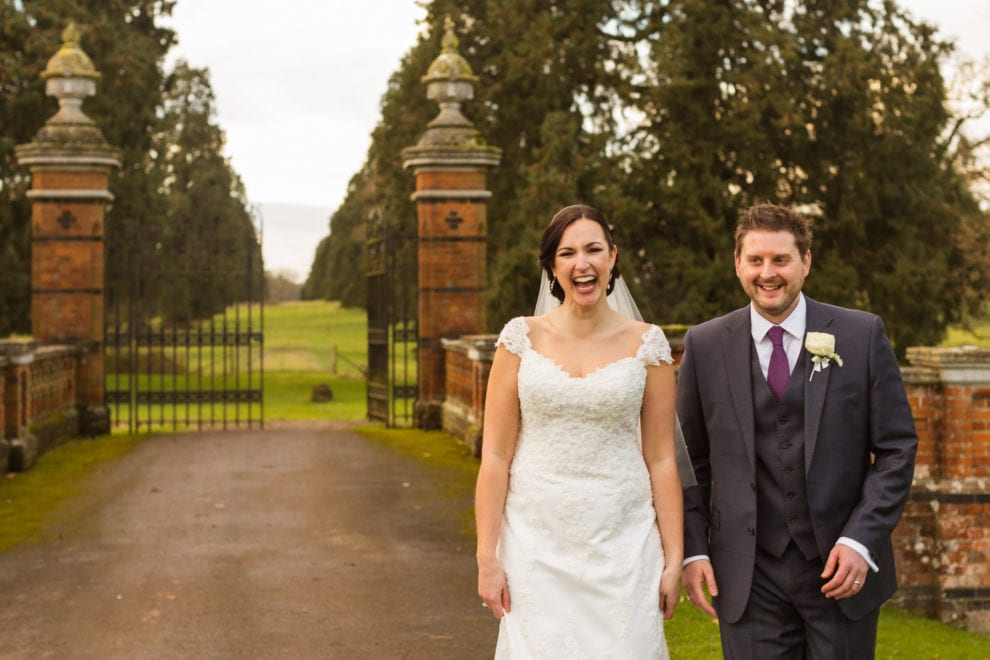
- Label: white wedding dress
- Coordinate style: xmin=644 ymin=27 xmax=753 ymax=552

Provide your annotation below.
xmin=494 ymin=317 xmax=671 ymax=659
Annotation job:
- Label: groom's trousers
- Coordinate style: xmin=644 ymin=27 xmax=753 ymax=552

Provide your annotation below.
xmin=718 ymin=542 xmax=880 ymax=660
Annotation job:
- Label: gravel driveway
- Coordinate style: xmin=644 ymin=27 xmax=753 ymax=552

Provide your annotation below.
xmin=0 ymin=425 xmax=497 ymax=659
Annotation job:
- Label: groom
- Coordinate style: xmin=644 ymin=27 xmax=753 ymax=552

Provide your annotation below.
xmin=678 ymin=204 xmax=917 ymax=658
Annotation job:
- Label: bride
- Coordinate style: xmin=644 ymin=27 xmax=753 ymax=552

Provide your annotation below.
xmin=475 ymin=205 xmax=685 ymax=658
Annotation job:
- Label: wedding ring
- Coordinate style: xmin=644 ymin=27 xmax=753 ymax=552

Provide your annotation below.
xmin=853 ymin=580 xmax=862 ymax=586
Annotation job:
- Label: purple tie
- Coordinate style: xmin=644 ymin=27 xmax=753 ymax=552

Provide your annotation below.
xmin=767 ymin=325 xmax=789 ymax=400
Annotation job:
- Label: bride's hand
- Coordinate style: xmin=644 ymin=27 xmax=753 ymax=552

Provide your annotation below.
xmin=478 ymin=556 xmax=511 ymax=618
xmin=658 ymin=565 xmax=681 ymax=619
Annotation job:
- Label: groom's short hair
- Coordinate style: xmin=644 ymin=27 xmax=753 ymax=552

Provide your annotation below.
xmin=734 ymin=203 xmax=813 ymax=257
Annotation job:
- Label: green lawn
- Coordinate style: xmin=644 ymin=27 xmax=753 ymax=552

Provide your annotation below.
xmin=940 ymin=302 xmax=990 ymax=348
xmin=942 ymin=318 xmax=990 ymax=347
xmin=262 ymin=300 xmax=369 ymax=423
xmin=262 ymin=299 xmax=367 ymax=374
xmin=264 ymin=371 xmax=366 ymax=422
xmin=664 ymin=598 xmax=990 ymax=658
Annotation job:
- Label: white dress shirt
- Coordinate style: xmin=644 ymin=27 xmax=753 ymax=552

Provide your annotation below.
xmin=749 ymin=294 xmax=806 ymax=380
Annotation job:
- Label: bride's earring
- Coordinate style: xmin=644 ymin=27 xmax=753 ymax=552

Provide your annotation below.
xmin=548 ymin=275 xmax=556 ymax=295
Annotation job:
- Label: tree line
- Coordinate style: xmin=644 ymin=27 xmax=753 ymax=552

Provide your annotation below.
xmin=0 ymin=0 xmax=262 ymax=334
xmin=302 ymin=0 xmax=990 ymax=357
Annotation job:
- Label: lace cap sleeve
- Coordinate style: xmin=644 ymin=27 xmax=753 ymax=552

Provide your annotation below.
xmin=495 ymin=317 xmax=531 ymax=357
xmin=638 ymin=324 xmax=673 ymax=366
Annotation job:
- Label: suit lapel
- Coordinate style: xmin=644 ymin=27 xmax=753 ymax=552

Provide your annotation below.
xmin=722 ymin=308 xmax=756 ymax=470
xmin=803 ymin=298 xmax=834 ymax=474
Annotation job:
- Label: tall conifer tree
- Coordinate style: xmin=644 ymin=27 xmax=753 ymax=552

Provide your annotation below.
xmin=305 ymin=0 xmax=990 ymax=355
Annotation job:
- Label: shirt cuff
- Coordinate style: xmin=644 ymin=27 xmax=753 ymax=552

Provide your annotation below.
xmin=837 ymin=537 xmax=879 ymax=572
xmin=684 ymin=554 xmax=709 ymax=566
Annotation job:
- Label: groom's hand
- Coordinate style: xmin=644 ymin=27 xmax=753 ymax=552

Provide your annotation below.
xmin=820 ymin=544 xmax=868 ymax=600
xmin=682 ymin=559 xmax=719 ymax=618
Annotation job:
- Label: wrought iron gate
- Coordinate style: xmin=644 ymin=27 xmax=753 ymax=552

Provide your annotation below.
xmin=366 ymin=212 xmax=416 ymax=426
xmin=105 ymin=218 xmax=264 ymax=432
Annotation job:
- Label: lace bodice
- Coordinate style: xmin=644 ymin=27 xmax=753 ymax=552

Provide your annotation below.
xmin=497 ymin=314 xmax=672 ymax=489
xmin=498 ymin=316 xmax=671 ymax=460
xmin=492 ymin=316 xmax=671 ymax=659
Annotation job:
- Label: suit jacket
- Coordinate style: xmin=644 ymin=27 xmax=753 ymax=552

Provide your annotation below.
xmin=677 ymin=297 xmax=917 ymax=623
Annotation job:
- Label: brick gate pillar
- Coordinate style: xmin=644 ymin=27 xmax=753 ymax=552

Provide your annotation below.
xmin=402 ymin=19 xmax=501 ymax=429
xmin=15 ymin=24 xmax=121 ymax=435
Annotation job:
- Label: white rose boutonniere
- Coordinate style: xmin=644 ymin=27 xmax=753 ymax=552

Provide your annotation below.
xmin=805 ymin=332 xmax=843 ymax=381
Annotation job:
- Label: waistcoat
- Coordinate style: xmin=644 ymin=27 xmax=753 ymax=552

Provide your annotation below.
xmin=750 ymin=345 xmax=819 ymax=560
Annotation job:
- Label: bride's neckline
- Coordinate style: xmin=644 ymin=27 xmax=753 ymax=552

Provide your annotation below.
xmin=528 ymin=349 xmax=639 ymax=380
xmin=520 ymin=317 xmax=653 ymax=380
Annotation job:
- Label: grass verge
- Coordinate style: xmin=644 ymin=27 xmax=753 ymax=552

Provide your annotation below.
xmin=665 ymin=601 xmax=990 ymax=658
xmin=0 ymin=433 xmax=147 ymax=552
xmin=358 ymin=425 xmax=479 ymax=538
xmin=876 ymin=606 xmax=990 ymax=658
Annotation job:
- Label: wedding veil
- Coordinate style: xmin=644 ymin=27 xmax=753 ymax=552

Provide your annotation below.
xmin=535 ymin=270 xmax=698 ymax=488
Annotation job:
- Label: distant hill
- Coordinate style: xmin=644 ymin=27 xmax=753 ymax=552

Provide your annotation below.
xmin=257 ymin=202 xmax=333 ymax=284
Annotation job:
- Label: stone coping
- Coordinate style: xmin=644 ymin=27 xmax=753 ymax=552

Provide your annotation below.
xmin=27 ymin=189 xmax=114 ymax=201
xmin=0 ymin=339 xmax=39 ymax=356
xmin=441 ymin=335 xmax=497 ymax=360
xmin=410 ymin=189 xmax=493 ymax=201
xmin=907 ymin=345 xmax=990 ymax=366
xmin=906 ymin=346 xmax=990 ymax=385
xmin=34 ymin=344 xmax=87 ymax=360
xmin=402 ymin=145 xmax=502 ymax=170
xmin=15 ymin=142 xmax=121 ymax=167
xmin=0 ymin=340 xmax=90 ymax=367
xmin=901 ymin=366 xmax=941 ymax=385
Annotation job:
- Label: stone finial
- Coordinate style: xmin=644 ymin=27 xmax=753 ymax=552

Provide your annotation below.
xmin=401 ymin=17 xmax=501 ymax=169
xmin=409 ymin=17 xmax=489 ymax=150
xmin=32 ymin=22 xmax=106 ymax=145
xmin=42 ymin=23 xmax=101 ymax=82
xmin=422 ymin=16 xmax=478 ymax=84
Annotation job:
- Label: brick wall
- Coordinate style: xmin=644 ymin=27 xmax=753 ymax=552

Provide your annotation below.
xmin=891 ymin=366 xmax=941 ymax=617
xmin=889 ymin=346 xmax=990 ymax=634
xmin=441 ymin=335 xmax=496 ymax=455
xmin=0 ymin=342 xmax=82 ymax=472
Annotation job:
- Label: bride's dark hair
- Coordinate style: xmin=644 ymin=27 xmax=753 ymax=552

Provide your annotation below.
xmin=539 ymin=204 xmax=620 ymax=303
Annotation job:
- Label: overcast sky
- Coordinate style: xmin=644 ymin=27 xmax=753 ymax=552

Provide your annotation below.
xmin=163 ymin=1 xmax=990 ymax=278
